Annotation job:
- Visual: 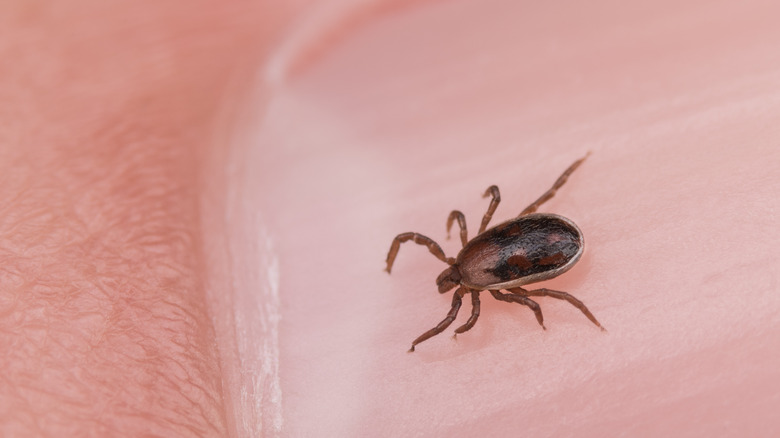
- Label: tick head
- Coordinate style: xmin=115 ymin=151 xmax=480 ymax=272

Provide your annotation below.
xmin=436 ymin=265 xmax=461 ymax=293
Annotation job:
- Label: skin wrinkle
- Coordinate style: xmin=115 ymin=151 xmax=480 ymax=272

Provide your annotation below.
xmin=0 ymin=1 xmax=280 ymax=433
xmin=1 ymin=1 xmax=317 ymax=433
xmin=0 ymin=154 xmax=225 ymax=435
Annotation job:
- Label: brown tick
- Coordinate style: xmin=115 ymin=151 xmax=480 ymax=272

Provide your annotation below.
xmin=385 ymin=153 xmax=604 ymax=351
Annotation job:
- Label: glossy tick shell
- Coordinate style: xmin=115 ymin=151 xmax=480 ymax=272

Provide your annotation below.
xmin=385 ymin=154 xmax=604 ymax=352
xmin=456 ymin=214 xmax=583 ymax=290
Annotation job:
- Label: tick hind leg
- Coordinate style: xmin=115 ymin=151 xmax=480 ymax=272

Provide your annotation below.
xmin=509 ymin=287 xmax=604 ymax=330
xmin=385 ymin=232 xmax=454 ymax=273
xmin=489 ymin=290 xmax=546 ymax=330
xmin=409 ymin=287 xmax=467 ymax=352
xmin=519 ymin=152 xmax=589 ymax=216
xmin=479 ymin=185 xmax=501 ymax=234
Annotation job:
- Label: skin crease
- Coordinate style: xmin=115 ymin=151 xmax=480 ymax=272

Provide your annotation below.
xmin=2 ymin=1 xmax=780 ymax=438
xmin=0 ymin=1 xmax=305 ymax=436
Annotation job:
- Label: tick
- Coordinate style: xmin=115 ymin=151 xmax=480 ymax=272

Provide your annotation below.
xmin=385 ymin=153 xmax=604 ymax=351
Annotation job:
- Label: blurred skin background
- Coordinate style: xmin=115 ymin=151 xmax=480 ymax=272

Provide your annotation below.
xmin=1 ymin=0 xmax=779 ymax=437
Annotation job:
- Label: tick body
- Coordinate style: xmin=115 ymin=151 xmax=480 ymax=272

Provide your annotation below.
xmin=385 ymin=153 xmax=604 ymax=352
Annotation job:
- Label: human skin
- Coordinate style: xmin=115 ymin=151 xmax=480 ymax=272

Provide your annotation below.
xmin=2 ymin=0 xmax=780 ymax=437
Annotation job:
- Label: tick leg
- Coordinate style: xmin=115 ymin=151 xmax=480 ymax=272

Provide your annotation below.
xmin=478 ymin=185 xmax=501 ymax=234
xmin=409 ymin=287 xmax=467 ymax=352
xmin=385 ymin=232 xmax=454 ymax=273
xmin=454 ymin=290 xmax=481 ymax=335
xmin=509 ymin=287 xmax=604 ymax=330
xmin=519 ymin=152 xmax=589 ymax=216
xmin=446 ymin=210 xmax=468 ymax=247
xmin=489 ymin=290 xmax=546 ymax=330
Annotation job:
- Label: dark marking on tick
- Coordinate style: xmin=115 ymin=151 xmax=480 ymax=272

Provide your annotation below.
xmin=474 ymin=215 xmax=581 ymax=282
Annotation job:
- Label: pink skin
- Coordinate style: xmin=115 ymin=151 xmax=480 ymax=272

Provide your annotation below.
xmin=2 ymin=0 xmax=780 ymax=436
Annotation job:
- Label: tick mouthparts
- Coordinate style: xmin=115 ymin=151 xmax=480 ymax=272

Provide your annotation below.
xmin=436 ymin=266 xmax=461 ymax=293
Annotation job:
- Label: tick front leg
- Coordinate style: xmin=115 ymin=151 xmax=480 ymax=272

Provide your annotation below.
xmin=409 ymin=287 xmax=467 ymax=352
xmin=519 ymin=152 xmax=589 ymax=216
xmin=446 ymin=210 xmax=468 ymax=247
xmin=478 ymin=185 xmax=501 ymax=234
xmin=454 ymin=290 xmax=481 ymax=335
xmin=489 ymin=290 xmax=546 ymax=330
xmin=509 ymin=287 xmax=604 ymax=330
xmin=385 ymin=232 xmax=454 ymax=273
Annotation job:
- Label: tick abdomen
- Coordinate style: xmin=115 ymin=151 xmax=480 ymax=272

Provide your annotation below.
xmin=457 ymin=214 xmax=583 ymax=288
